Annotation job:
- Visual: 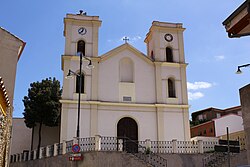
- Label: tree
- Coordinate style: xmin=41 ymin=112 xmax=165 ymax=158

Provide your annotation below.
xmin=23 ymin=77 xmax=62 ymax=155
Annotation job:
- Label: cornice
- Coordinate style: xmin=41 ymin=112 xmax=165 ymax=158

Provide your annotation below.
xmin=154 ymin=62 xmax=188 ymax=67
xmin=60 ymin=100 xmax=189 ymax=109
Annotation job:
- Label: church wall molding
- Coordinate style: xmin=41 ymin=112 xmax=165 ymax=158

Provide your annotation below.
xmin=60 ymin=99 xmax=189 ymax=109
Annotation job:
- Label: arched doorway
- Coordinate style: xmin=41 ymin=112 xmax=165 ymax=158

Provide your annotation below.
xmin=117 ymin=117 xmax=138 ymax=153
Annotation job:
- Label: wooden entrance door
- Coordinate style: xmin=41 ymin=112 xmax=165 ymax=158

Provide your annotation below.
xmin=117 ymin=117 xmax=138 ymax=153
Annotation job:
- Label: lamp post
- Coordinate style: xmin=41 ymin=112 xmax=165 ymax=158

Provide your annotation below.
xmin=66 ymin=52 xmax=94 ymax=138
xmin=236 ymin=63 xmax=250 ymax=74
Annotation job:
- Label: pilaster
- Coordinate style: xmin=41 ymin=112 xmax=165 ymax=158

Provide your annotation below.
xmin=91 ymin=58 xmax=99 ymax=100
xmin=155 ymin=62 xmax=163 ymax=103
xmin=182 ymin=109 xmax=191 ymax=140
xmin=156 ymin=107 xmax=164 ymax=141
xmin=90 ymin=104 xmax=98 ymax=136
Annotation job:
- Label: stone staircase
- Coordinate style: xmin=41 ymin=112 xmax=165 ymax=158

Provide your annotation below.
xmin=203 ymin=151 xmax=247 ymax=167
xmin=121 ymin=137 xmax=167 ymax=167
xmin=203 ymin=152 xmax=228 ymax=167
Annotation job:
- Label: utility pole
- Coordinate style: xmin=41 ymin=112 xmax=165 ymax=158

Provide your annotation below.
xmin=227 ymin=127 xmax=230 ymax=167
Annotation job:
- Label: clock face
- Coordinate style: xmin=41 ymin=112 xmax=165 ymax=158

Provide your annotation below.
xmin=164 ymin=34 xmax=173 ymax=42
xmin=78 ymin=27 xmax=87 ymax=35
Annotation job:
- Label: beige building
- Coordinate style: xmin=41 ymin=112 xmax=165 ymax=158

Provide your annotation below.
xmin=223 ymin=0 xmax=250 ymax=164
xmin=0 ymin=27 xmax=25 ymax=166
xmin=60 ymin=12 xmax=190 ymax=144
xmin=10 ymin=118 xmax=32 ymax=155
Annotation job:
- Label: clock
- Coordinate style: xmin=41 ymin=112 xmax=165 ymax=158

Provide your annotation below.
xmin=78 ymin=27 xmax=87 ymax=35
xmin=164 ymin=34 xmax=173 ymax=42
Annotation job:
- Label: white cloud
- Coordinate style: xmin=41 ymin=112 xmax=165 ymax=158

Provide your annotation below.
xmin=187 ymin=82 xmax=212 ymax=90
xmin=214 ymin=55 xmax=225 ymax=61
xmin=120 ymin=36 xmax=142 ymax=43
xmin=188 ymin=92 xmax=204 ymax=100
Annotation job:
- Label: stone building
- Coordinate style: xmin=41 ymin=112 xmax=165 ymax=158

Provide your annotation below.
xmin=0 ymin=27 xmax=25 ymax=166
xmin=60 ymin=12 xmax=190 ymax=144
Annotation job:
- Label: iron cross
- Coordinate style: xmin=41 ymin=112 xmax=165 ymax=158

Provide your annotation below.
xmin=123 ymin=36 xmax=129 ymax=43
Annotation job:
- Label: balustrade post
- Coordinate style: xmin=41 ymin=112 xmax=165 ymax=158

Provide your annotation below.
xmin=198 ymin=140 xmax=204 ymax=153
xmin=95 ymin=135 xmax=101 ymax=151
xmin=28 ymin=151 xmax=31 ymax=161
xmin=118 ymin=138 xmax=123 ymax=151
xmin=20 ymin=153 xmax=23 ymax=162
xmin=13 ymin=154 xmax=16 ymax=162
xmin=39 ymin=147 xmax=43 ymax=159
xmin=19 ymin=154 xmax=22 ymax=162
xmin=73 ymin=137 xmax=79 ymax=145
xmin=23 ymin=152 xmax=26 ymax=161
xmin=46 ymin=146 xmax=50 ymax=157
xmin=172 ymin=139 xmax=177 ymax=153
xmin=145 ymin=139 xmax=152 ymax=153
xmin=53 ymin=143 xmax=58 ymax=156
xmin=62 ymin=140 xmax=67 ymax=154
xmin=33 ymin=150 xmax=37 ymax=160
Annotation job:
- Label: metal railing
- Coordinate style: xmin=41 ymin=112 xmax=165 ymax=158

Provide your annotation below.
xmin=119 ymin=137 xmax=168 ymax=167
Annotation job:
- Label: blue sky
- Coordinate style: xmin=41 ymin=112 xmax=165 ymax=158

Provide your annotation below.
xmin=1 ymin=0 xmax=249 ymax=117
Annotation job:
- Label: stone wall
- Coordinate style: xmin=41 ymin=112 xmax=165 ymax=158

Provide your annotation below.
xmin=240 ymin=83 xmax=250 ymax=165
xmin=10 ymin=152 xmax=150 ymax=167
xmin=9 ymin=151 xmax=248 ymax=167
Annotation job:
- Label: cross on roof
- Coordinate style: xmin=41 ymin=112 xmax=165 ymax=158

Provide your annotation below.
xmin=123 ymin=36 xmax=129 ymax=43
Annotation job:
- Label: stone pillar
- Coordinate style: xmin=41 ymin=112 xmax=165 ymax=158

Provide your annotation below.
xmin=53 ymin=143 xmax=58 ymax=156
xmin=145 ymin=139 xmax=152 ymax=153
xmin=46 ymin=146 xmax=50 ymax=157
xmin=117 ymin=138 xmax=123 ymax=151
xmin=146 ymin=139 xmax=151 ymax=149
xmin=198 ymin=140 xmax=204 ymax=153
xmin=39 ymin=148 xmax=43 ymax=159
xmin=62 ymin=141 xmax=67 ymax=154
xmin=172 ymin=139 xmax=177 ymax=153
xmin=73 ymin=137 xmax=79 ymax=145
xmin=95 ymin=135 xmax=101 ymax=151
xmin=33 ymin=150 xmax=37 ymax=160
xmin=28 ymin=151 xmax=31 ymax=161
xmin=240 ymin=84 xmax=250 ymax=164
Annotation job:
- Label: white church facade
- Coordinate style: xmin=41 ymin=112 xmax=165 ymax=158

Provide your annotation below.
xmin=60 ymin=12 xmax=190 ymax=143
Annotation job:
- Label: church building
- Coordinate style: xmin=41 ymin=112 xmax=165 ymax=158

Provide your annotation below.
xmin=60 ymin=11 xmax=190 ymax=142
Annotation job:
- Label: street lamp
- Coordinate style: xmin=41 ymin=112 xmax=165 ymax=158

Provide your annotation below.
xmin=236 ymin=64 xmax=250 ymax=74
xmin=66 ymin=52 xmax=94 ymax=138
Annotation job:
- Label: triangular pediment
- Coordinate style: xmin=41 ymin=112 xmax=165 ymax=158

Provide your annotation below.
xmin=100 ymin=43 xmax=153 ymax=64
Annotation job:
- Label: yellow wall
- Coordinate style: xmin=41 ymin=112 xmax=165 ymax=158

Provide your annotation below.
xmin=0 ymin=90 xmax=7 ymax=116
xmin=219 ymin=130 xmax=246 ymax=150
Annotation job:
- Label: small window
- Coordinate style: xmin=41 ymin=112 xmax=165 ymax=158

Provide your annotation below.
xmin=166 ymin=47 xmax=173 ymax=62
xmin=204 ymin=129 xmax=206 ymax=135
xmin=77 ymin=40 xmax=85 ymax=55
xmin=168 ymin=78 xmax=176 ymax=98
xmin=76 ymin=73 xmax=84 ymax=93
xmin=123 ymin=96 xmax=132 ymax=102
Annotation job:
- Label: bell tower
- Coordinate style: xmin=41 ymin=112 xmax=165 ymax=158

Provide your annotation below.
xmin=144 ymin=21 xmax=185 ymax=63
xmin=63 ymin=11 xmax=102 ymax=57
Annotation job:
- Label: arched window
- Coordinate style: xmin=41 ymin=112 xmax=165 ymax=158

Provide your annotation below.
xmin=168 ymin=78 xmax=176 ymax=98
xmin=77 ymin=40 xmax=85 ymax=55
xmin=120 ymin=58 xmax=134 ymax=82
xmin=76 ymin=73 xmax=84 ymax=93
xmin=166 ymin=47 xmax=173 ymax=62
